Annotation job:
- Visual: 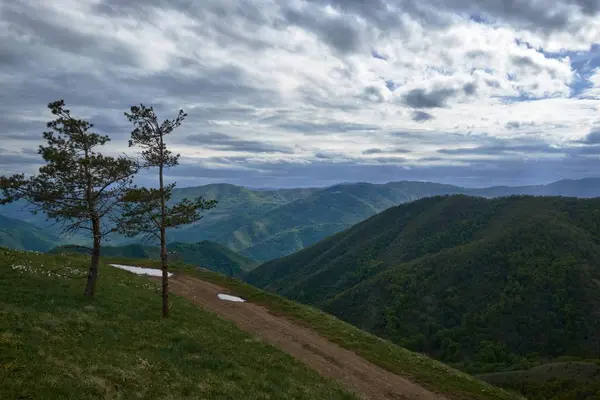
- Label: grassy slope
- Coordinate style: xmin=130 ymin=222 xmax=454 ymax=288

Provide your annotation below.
xmin=0 ymin=248 xmax=356 ymax=400
xmin=108 ymin=256 xmax=522 ymax=400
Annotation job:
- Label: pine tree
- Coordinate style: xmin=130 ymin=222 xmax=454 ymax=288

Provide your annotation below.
xmin=118 ymin=104 xmax=217 ymax=318
xmin=0 ymin=100 xmax=138 ymax=297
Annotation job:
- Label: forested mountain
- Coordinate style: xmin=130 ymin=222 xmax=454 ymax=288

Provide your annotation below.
xmin=49 ymin=240 xmax=258 ymax=277
xmin=3 ymin=178 xmax=600 ymax=261
xmin=246 ymin=195 xmax=600 ymax=397
xmin=0 ymin=214 xmax=61 ymax=252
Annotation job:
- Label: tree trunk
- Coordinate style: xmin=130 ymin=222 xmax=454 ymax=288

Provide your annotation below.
xmin=160 ymin=227 xmax=168 ymax=318
xmin=159 ymin=136 xmax=169 ymax=318
xmin=84 ymin=217 xmax=102 ymax=297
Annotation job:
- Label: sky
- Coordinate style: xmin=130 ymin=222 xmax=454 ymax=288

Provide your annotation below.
xmin=1 ymin=0 xmax=600 ymax=188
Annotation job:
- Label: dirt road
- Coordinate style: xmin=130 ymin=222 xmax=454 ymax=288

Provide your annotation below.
xmin=166 ymin=274 xmax=447 ymax=400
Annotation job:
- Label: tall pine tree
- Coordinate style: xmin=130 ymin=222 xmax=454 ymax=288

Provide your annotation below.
xmin=0 ymin=100 xmax=138 ymax=296
xmin=118 ymin=104 xmax=216 ymax=318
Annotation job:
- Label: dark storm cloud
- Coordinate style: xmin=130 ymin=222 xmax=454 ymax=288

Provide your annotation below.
xmin=505 ymin=121 xmax=538 ymax=130
xmin=135 ymin=66 xmax=280 ymax=106
xmin=360 ymin=86 xmax=385 ymax=103
xmin=0 ymin=115 xmax=46 ymax=141
xmin=572 ymin=145 xmax=600 ymax=154
xmin=426 ymin=0 xmax=600 ymax=32
xmin=362 ymin=147 xmax=412 ymax=155
xmin=463 ymin=82 xmax=478 ymax=95
xmin=402 ymin=88 xmax=459 ymax=108
xmin=0 ymin=149 xmax=42 ymax=166
xmin=412 ymin=110 xmax=435 ymax=122
xmin=437 ymin=142 xmax=566 ymax=155
xmin=185 ymin=132 xmax=295 ymax=154
xmin=371 ymin=156 xmax=408 ymax=163
xmin=362 ymin=148 xmax=385 ymax=155
xmin=511 ymin=55 xmax=543 ymax=72
xmin=283 ymin=8 xmax=364 ymax=54
xmin=2 ymin=2 xmax=138 ymax=68
xmin=301 ymin=0 xmax=400 ymax=30
xmin=577 ymin=129 xmax=600 ymax=144
xmin=314 ymin=151 xmax=348 ymax=159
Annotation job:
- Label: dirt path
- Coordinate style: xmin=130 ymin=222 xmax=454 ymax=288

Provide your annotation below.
xmin=165 ymin=274 xmax=447 ymax=400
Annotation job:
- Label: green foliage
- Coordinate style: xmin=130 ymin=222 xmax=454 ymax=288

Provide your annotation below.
xmin=118 ymin=103 xmax=217 ymax=317
xmin=247 ymin=195 xmax=600 ymax=398
xmin=0 ymin=100 xmax=137 ymax=236
xmin=117 ymin=104 xmax=217 ymax=243
xmin=0 ymin=248 xmax=356 ymax=399
xmin=118 ymin=185 xmax=217 ymax=241
xmin=0 ymin=100 xmax=138 ymax=296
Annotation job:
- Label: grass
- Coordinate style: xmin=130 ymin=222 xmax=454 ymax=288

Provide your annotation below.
xmin=107 ymin=256 xmax=524 ymax=400
xmin=0 ymin=248 xmax=357 ymax=400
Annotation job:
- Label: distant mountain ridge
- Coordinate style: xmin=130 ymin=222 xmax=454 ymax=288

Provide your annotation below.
xmin=0 ymin=214 xmax=61 ymax=252
xmin=2 ymin=177 xmax=600 ymax=260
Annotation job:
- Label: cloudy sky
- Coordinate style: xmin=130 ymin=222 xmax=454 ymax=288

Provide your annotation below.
xmin=1 ymin=0 xmax=600 ymax=188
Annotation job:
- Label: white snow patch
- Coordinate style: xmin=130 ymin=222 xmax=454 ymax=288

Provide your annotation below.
xmin=218 ymin=294 xmax=246 ymax=302
xmin=109 ymin=264 xmax=173 ymax=277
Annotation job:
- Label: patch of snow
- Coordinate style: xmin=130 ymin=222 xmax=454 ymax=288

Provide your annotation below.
xmin=218 ymin=293 xmax=246 ymax=302
xmin=109 ymin=264 xmax=173 ymax=277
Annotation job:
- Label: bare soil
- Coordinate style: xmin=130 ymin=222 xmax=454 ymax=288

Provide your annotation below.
xmin=163 ymin=274 xmax=447 ymax=400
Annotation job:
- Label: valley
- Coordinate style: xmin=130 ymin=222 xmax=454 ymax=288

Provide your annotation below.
xmin=3 ymin=178 xmax=600 ymax=261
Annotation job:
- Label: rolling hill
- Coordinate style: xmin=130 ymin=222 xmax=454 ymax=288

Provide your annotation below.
xmin=246 ymin=195 xmax=600 ymax=398
xmin=3 ymin=178 xmax=600 ymax=261
xmin=49 ymin=240 xmax=258 ymax=277
xmin=0 ymin=248 xmax=356 ymax=400
xmin=0 ymin=247 xmax=520 ymax=400
xmin=0 ymin=214 xmax=61 ymax=252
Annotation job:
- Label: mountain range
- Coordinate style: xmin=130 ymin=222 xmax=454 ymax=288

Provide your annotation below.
xmin=2 ymin=177 xmax=599 ymax=261
xmin=0 ymin=214 xmax=60 ymax=252
xmin=246 ymin=195 xmax=600 ymax=393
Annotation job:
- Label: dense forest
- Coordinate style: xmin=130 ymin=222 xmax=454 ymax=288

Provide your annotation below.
xmin=247 ymin=195 xmax=600 ymax=398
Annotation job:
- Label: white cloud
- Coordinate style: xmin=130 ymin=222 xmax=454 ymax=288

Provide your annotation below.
xmin=0 ymin=0 xmax=599 ymax=187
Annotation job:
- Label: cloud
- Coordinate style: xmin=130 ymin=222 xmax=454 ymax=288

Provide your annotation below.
xmin=362 ymin=147 xmax=411 ymax=155
xmin=576 ymin=129 xmax=600 ymax=144
xmin=185 ymin=132 xmax=295 ymax=154
xmin=283 ymin=6 xmax=365 ymax=54
xmin=0 ymin=0 xmax=599 ymax=188
xmin=412 ymin=110 xmax=435 ymax=122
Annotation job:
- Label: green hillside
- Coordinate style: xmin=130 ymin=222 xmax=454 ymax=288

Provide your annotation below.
xmin=0 ymin=248 xmax=356 ymax=399
xmin=92 ymin=254 xmax=521 ymax=400
xmin=0 ymin=214 xmax=61 ymax=252
xmin=3 ymin=178 xmax=600 ymax=261
xmin=247 ymin=195 xmax=600 ymax=398
xmin=49 ymin=240 xmax=258 ymax=277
